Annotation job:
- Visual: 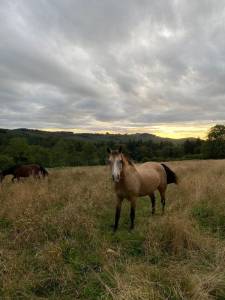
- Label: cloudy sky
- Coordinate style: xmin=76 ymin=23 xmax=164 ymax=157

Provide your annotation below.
xmin=0 ymin=0 xmax=225 ymax=138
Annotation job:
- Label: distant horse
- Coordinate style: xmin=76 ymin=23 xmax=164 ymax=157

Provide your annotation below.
xmin=0 ymin=164 xmax=48 ymax=183
xmin=107 ymin=147 xmax=177 ymax=231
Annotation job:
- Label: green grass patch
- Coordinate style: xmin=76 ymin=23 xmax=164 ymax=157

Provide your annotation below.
xmin=31 ymin=278 xmax=61 ymax=297
xmin=61 ymin=239 xmax=112 ymax=299
xmin=192 ymin=204 xmax=225 ymax=238
xmin=106 ymin=230 xmax=146 ymax=257
xmin=0 ymin=217 xmax=12 ymax=231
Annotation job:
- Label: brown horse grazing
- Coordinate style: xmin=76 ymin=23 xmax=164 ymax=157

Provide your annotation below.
xmin=107 ymin=147 xmax=177 ymax=231
xmin=0 ymin=164 xmax=48 ymax=183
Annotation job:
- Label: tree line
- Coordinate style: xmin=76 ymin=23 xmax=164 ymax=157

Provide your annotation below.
xmin=0 ymin=125 xmax=225 ymax=169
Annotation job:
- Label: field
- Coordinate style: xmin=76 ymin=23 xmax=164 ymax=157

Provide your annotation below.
xmin=1 ymin=160 xmax=225 ymax=299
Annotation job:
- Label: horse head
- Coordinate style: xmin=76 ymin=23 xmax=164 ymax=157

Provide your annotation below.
xmin=107 ymin=146 xmax=124 ymax=183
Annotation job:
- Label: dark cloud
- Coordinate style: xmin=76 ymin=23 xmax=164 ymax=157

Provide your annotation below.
xmin=0 ymin=0 xmax=225 ymax=134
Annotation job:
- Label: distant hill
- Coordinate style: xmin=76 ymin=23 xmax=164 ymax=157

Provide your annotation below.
xmin=0 ymin=128 xmax=199 ymax=144
xmin=0 ymin=128 xmax=205 ymax=168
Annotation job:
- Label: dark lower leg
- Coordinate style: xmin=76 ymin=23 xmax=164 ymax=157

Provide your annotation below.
xmin=160 ymin=193 xmax=165 ymax=213
xmin=130 ymin=199 xmax=136 ymax=230
xmin=114 ymin=199 xmax=122 ymax=232
xmin=150 ymin=193 xmax=156 ymax=214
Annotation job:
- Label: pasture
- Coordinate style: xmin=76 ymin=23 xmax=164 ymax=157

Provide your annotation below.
xmin=1 ymin=160 xmax=225 ymax=299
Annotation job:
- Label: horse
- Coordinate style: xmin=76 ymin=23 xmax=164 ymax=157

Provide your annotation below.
xmin=0 ymin=164 xmax=48 ymax=183
xmin=107 ymin=147 xmax=177 ymax=231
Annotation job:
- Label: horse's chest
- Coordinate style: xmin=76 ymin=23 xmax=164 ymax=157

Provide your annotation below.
xmin=115 ymin=180 xmax=139 ymax=198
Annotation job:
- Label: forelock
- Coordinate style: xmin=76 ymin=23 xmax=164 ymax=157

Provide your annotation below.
xmin=110 ymin=150 xmax=121 ymax=156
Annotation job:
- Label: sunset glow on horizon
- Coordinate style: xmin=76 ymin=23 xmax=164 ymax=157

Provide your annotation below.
xmin=43 ymin=121 xmax=222 ymax=140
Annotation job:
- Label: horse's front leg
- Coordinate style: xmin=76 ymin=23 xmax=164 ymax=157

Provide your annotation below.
xmin=114 ymin=196 xmax=123 ymax=232
xmin=129 ymin=197 xmax=136 ymax=230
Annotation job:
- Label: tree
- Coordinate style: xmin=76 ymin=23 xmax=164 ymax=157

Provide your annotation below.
xmin=183 ymin=138 xmax=203 ymax=155
xmin=208 ymin=124 xmax=225 ymax=141
xmin=81 ymin=142 xmax=99 ymax=165
xmin=51 ymin=139 xmax=68 ymax=166
xmin=29 ymin=145 xmax=50 ymax=166
xmin=6 ymin=137 xmax=31 ymax=164
xmin=0 ymin=154 xmax=14 ymax=169
xmin=203 ymin=125 xmax=225 ymax=159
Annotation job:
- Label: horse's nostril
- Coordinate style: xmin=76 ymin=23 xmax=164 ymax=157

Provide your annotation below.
xmin=115 ymin=175 xmax=120 ymax=182
xmin=112 ymin=174 xmax=120 ymax=182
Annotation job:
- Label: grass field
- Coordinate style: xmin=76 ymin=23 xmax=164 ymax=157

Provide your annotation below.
xmin=1 ymin=160 xmax=225 ymax=299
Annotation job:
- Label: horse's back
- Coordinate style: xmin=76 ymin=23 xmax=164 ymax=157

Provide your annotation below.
xmin=15 ymin=164 xmax=41 ymax=177
xmin=136 ymin=162 xmax=165 ymax=177
xmin=135 ymin=162 xmax=167 ymax=194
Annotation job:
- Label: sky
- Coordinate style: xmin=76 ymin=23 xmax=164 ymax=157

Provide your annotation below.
xmin=0 ymin=1 xmax=225 ymax=139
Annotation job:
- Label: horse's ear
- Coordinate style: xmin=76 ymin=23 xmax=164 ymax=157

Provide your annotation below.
xmin=107 ymin=147 xmax=111 ymax=154
xmin=119 ymin=146 xmax=122 ymax=153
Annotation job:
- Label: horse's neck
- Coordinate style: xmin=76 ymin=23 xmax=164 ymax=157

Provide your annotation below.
xmin=114 ymin=163 xmax=139 ymax=198
xmin=120 ymin=161 xmax=140 ymax=186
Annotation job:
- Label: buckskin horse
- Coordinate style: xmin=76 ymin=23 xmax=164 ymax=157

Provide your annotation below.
xmin=107 ymin=147 xmax=177 ymax=231
xmin=0 ymin=164 xmax=48 ymax=183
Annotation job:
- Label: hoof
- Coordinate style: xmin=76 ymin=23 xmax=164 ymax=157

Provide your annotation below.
xmin=129 ymin=226 xmax=134 ymax=232
xmin=111 ymin=225 xmax=118 ymax=233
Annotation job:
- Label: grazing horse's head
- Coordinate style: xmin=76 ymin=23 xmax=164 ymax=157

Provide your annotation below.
xmin=107 ymin=146 xmax=123 ymax=183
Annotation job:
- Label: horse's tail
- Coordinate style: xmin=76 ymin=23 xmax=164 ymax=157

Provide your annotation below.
xmin=39 ymin=165 xmax=48 ymax=177
xmin=161 ymin=163 xmax=178 ymax=184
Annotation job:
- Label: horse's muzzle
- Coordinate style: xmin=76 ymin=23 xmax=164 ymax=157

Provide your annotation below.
xmin=112 ymin=174 xmax=120 ymax=182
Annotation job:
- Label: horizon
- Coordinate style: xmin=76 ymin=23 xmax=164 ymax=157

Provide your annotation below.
xmin=2 ymin=123 xmax=217 ymax=140
xmin=1 ymin=1 xmax=225 ymax=138
xmin=43 ymin=126 xmax=207 ymax=139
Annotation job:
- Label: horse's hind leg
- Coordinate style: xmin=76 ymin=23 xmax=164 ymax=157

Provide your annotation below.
xmin=159 ymin=190 xmax=166 ymax=214
xmin=149 ymin=193 xmax=156 ymax=215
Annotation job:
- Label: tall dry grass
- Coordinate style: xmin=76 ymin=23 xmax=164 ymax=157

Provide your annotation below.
xmin=0 ymin=160 xmax=225 ymax=299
